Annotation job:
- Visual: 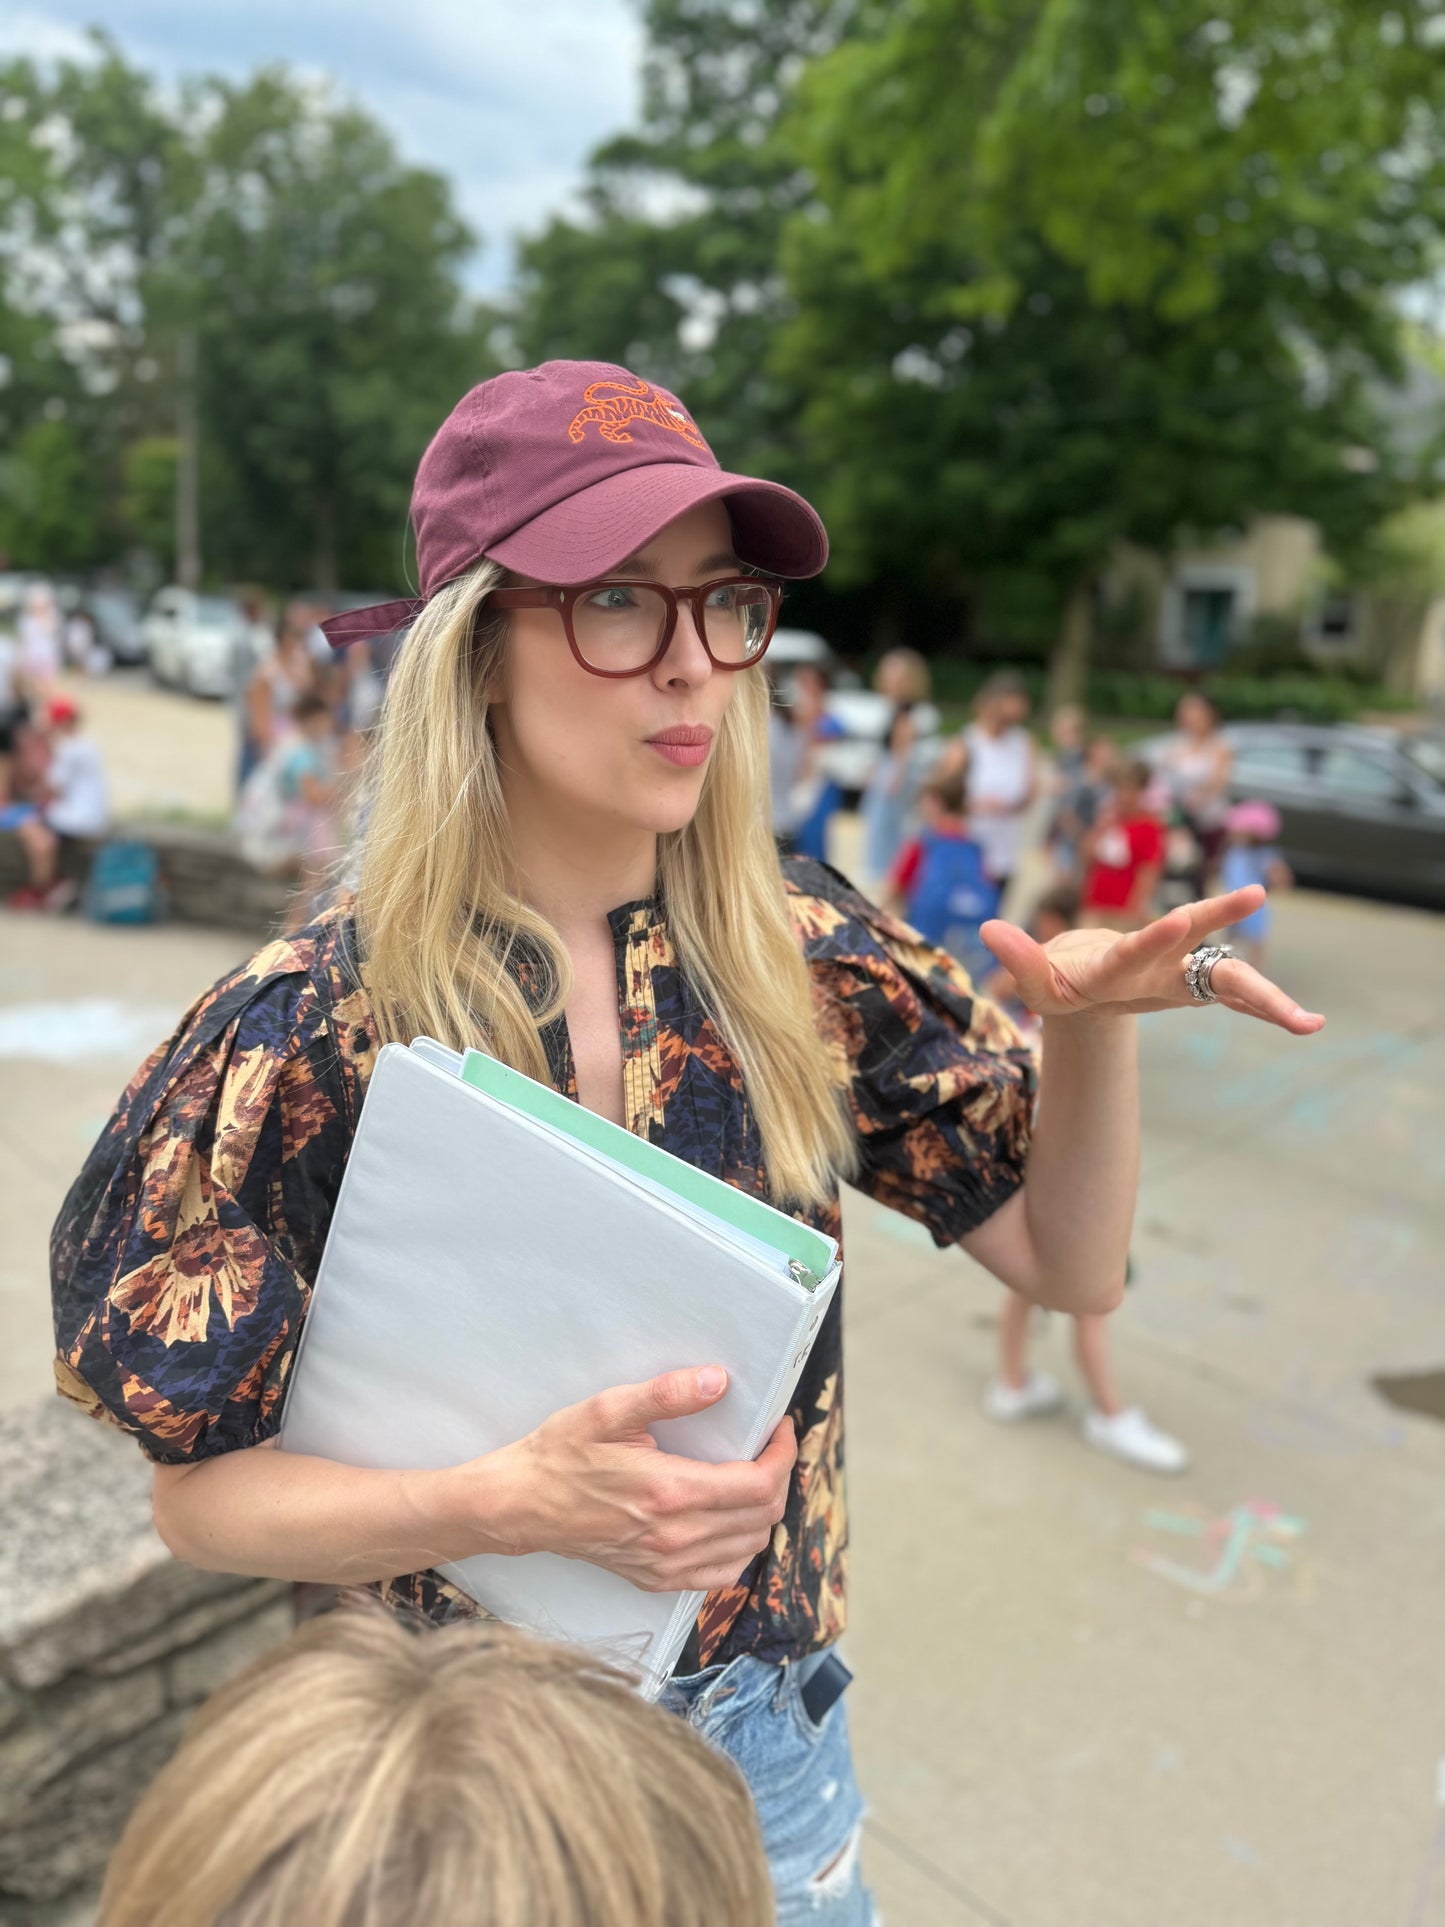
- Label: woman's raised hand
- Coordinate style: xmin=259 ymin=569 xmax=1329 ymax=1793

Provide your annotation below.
xmin=980 ymin=888 xmax=1326 ymax=1035
xmin=482 ymin=1369 xmax=796 ymax=1594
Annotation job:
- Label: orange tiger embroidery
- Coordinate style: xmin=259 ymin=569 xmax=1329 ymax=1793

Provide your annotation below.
xmin=567 ymin=375 xmax=708 ymax=450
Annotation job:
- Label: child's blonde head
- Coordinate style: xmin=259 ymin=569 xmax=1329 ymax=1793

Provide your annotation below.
xmin=98 ymin=1606 xmax=773 ymax=1927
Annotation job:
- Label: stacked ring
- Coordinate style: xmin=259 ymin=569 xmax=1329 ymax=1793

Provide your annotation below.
xmin=1183 ymin=944 xmax=1234 ymax=1004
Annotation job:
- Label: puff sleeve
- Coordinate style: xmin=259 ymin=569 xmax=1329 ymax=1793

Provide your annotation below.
xmin=50 ymin=930 xmax=370 ymax=1464
xmin=787 ymin=858 xmax=1036 ymax=1245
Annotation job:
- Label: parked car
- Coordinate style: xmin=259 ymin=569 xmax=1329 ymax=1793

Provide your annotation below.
xmin=766 ymin=628 xmax=942 ymax=800
xmin=86 ymin=587 xmax=146 ymax=665
xmin=143 ymin=589 xmax=252 ymax=697
xmin=1140 ymin=721 xmax=1445 ymax=908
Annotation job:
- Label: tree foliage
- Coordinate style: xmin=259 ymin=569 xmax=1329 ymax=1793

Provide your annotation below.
xmin=511 ymin=0 xmax=1445 ymax=666
xmin=0 ymin=34 xmax=489 ymax=587
xmin=775 ymin=0 xmax=1445 ymax=660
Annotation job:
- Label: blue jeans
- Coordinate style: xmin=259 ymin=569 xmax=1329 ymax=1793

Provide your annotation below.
xmin=665 ymin=1650 xmax=875 ymax=1923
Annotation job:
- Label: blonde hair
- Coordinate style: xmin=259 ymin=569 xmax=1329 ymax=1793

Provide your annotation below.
xmin=356 ymin=559 xmax=855 ymax=1206
xmin=98 ymin=1607 xmax=774 ymax=1927
xmin=875 ymin=645 xmax=931 ymax=706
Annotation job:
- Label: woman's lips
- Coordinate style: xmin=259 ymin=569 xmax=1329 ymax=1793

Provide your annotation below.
xmin=646 ymin=726 xmax=713 ymax=768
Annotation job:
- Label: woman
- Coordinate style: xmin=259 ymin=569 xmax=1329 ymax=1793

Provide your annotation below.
xmin=1158 ymin=690 xmax=1233 ymax=892
xmin=52 ymin=360 xmax=1322 ymax=1924
xmin=959 ymin=669 xmax=1039 ymax=899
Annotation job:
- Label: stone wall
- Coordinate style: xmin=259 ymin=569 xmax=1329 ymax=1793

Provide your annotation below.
xmin=0 ymin=1401 xmax=295 ymax=1925
xmin=0 ymin=823 xmax=290 ymax=935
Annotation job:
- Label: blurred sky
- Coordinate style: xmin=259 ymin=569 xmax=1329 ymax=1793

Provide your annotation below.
xmin=0 ymin=1 xmax=645 ymax=291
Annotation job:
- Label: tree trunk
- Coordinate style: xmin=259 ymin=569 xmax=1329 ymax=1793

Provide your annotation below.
xmin=174 ymin=328 xmax=202 ymax=590
xmin=1046 ymin=570 xmax=1095 ymax=714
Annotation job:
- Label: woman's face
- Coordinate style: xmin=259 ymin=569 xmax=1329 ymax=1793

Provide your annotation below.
xmin=1177 ymin=693 xmax=1216 ymax=739
xmin=489 ymin=501 xmax=745 ymax=842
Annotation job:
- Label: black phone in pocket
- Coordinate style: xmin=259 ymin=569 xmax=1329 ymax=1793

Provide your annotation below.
xmin=800 ymin=1651 xmax=853 ymax=1726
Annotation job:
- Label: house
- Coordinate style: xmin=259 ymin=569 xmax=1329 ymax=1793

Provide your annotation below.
xmin=1105 ymin=509 xmax=1445 ymax=701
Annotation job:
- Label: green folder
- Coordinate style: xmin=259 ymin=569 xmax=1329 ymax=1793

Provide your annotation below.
xmin=460 ymin=1049 xmax=835 ymax=1289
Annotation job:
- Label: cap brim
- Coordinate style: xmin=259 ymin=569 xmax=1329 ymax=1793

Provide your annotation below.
xmin=319 ymin=595 xmax=425 ymax=651
xmin=485 ymin=463 xmax=828 ymax=583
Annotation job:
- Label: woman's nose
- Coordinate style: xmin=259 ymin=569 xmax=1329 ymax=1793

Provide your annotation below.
xmin=659 ymin=597 xmax=713 ymax=682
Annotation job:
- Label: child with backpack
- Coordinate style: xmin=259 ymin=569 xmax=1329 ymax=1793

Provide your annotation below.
xmin=888 ymin=762 xmax=1000 ymax=979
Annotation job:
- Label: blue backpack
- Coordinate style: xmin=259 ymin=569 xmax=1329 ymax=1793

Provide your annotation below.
xmin=908 ymin=829 xmax=1001 ymax=952
xmin=83 ymin=840 xmax=168 ymax=925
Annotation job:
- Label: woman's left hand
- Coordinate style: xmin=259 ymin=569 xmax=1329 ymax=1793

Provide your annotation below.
xmin=980 ymin=887 xmax=1325 ymax=1035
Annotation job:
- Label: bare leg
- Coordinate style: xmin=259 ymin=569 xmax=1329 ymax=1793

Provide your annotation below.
xmin=997 ymin=1290 xmax=1034 ymax=1392
xmin=1072 ymin=1313 xmax=1123 ymax=1418
xmin=16 ymin=816 xmax=58 ymax=891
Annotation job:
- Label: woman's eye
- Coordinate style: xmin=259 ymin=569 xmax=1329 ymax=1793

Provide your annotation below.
xmin=586 ymin=586 xmax=636 ymax=613
xmin=705 ymin=585 xmax=738 ymax=610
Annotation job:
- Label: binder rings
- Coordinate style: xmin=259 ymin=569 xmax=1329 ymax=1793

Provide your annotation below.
xmin=278 ymin=1038 xmax=841 ymax=1695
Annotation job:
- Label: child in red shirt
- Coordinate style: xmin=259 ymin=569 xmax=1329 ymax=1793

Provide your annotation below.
xmin=1080 ymin=757 xmax=1164 ymax=929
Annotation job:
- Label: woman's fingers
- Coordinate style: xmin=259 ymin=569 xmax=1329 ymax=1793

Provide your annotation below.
xmin=1210 ymin=958 xmax=1325 ymax=1034
xmin=1179 ymin=885 xmax=1265 ymax=939
xmin=979 ymin=919 xmax=1061 ymax=1007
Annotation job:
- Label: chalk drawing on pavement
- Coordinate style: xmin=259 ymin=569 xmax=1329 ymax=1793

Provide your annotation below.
xmin=1131 ymin=1499 xmax=1312 ymax=1602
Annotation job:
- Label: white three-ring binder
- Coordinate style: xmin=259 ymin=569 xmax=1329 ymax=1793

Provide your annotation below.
xmin=278 ymin=1038 xmax=841 ymax=1696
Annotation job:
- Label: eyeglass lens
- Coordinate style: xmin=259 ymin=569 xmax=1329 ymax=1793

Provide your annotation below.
xmin=571 ymin=581 xmax=774 ymax=672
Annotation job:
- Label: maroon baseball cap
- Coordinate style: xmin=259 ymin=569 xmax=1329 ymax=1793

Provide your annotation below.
xmin=321 ymin=359 xmax=828 ymax=649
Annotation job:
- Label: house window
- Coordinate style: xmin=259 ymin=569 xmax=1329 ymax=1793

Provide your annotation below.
xmin=1181 ymin=587 xmax=1236 ymax=667
xmin=1316 ymin=593 xmax=1356 ymax=644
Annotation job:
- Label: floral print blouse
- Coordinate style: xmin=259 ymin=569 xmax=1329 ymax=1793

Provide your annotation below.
xmin=51 ymin=857 xmax=1035 ymax=1669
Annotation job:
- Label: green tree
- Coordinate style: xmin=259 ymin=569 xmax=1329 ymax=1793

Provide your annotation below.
xmin=509 ymin=2 xmax=854 ymax=476
xmin=187 ymin=68 xmax=489 ymax=589
xmin=776 ymin=0 xmax=1445 ymax=693
xmin=0 ymin=37 xmax=488 ymax=589
xmin=0 ymin=418 xmax=102 ymax=572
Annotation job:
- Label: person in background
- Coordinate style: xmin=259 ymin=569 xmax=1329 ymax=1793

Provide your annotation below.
xmin=231 ymin=593 xmax=277 ymax=790
xmin=1080 ymin=758 xmax=1165 ymax=930
xmin=765 ymin=665 xmax=805 ymax=854
xmin=1220 ymin=799 xmax=1292 ymax=967
xmin=861 ymin=646 xmax=935 ymax=888
xmin=277 ymin=690 xmax=343 ymax=931
xmin=889 ymin=762 xmax=1000 ymax=980
xmin=0 ymin=618 xmax=24 ymax=744
xmin=64 ymin=603 xmax=104 ymax=676
xmin=787 ymin=659 xmax=845 ymax=862
xmin=1047 ymin=703 xmax=1086 ymax=793
xmin=1045 ymin=716 xmax=1114 ymax=883
xmin=959 ymin=670 xmax=1039 ymax=900
xmin=860 ymin=702 xmax=918 ymax=887
xmin=242 ymin=607 xmax=316 ymax=791
xmin=17 ymin=584 xmax=62 ymax=694
xmin=98 ymin=1606 xmax=774 ymax=1927
xmin=10 ymin=693 xmax=109 ymax=911
xmin=979 ymin=884 xmax=1189 ymax=1474
xmin=1158 ymin=691 xmax=1233 ymax=893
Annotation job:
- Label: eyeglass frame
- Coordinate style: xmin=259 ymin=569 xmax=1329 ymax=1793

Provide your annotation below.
xmin=486 ymin=575 xmax=783 ymax=679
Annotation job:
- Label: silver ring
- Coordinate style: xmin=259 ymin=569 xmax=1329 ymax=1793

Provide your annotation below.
xmin=1183 ymin=944 xmax=1234 ymax=1004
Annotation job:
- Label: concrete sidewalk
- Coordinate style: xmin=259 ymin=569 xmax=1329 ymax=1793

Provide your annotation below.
xmin=844 ymin=884 xmax=1445 ymax=1926
xmin=3 ymin=886 xmax=1444 ymax=1925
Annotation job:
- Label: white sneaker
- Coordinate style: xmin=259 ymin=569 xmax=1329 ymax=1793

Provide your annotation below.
xmin=1082 ymin=1406 xmax=1189 ymax=1474
xmin=982 ymin=1371 xmax=1065 ymax=1423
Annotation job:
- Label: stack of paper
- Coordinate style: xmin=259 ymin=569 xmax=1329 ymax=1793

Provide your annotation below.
xmin=278 ymin=1038 xmax=840 ymax=1694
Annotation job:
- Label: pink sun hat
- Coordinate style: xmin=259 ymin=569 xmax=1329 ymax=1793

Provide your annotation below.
xmin=320 ymin=360 xmax=829 ymax=649
xmin=1226 ymin=799 xmax=1282 ymax=839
